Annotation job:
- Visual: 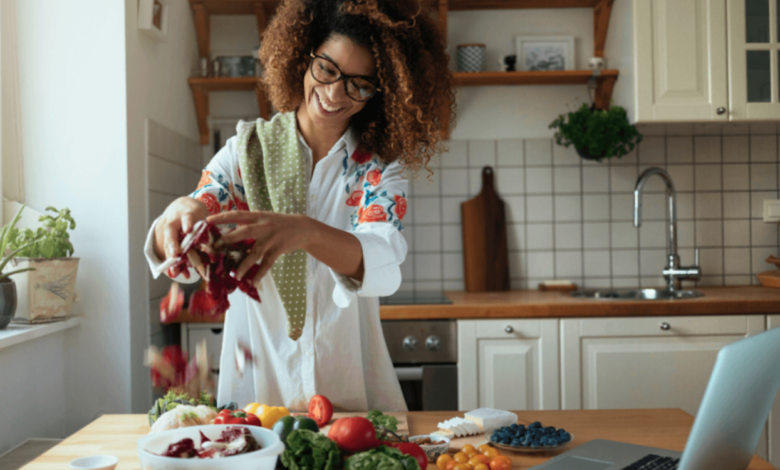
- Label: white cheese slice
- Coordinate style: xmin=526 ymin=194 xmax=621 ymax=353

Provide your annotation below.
xmin=432 ymin=430 xmax=455 ymax=439
xmin=464 ymin=408 xmax=519 ymax=431
xmin=437 ymin=417 xmax=481 ymax=437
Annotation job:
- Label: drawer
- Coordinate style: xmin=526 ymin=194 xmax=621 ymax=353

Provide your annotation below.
xmin=473 ymin=319 xmax=544 ymax=339
xmin=187 ymin=325 xmax=224 ymax=373
xmin=578 ymin=315 xmax=759 ymax=337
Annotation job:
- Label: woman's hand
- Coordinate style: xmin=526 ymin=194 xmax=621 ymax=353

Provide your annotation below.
xmin=153 ymin=197 xmax=210 ymax=277
xmin=207 ymin=211 xmax=311 ymax=284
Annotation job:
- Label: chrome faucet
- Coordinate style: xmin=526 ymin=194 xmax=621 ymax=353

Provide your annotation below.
xmin=634 ymin=167 xmax=701 ymax=291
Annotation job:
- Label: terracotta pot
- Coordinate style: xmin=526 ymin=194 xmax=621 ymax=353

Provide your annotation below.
xmin=0 ymin=279 xmax=17 ymax=329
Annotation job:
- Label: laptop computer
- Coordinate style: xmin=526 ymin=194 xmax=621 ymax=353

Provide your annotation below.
xmin=532 ymin=325 xmax=780 ymax=470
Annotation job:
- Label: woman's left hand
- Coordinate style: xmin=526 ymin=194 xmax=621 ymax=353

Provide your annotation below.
xmin=206 ymin=211 xmax=311 ymax=284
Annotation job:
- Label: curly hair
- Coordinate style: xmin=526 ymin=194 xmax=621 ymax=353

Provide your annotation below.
xmin=258 ymin=0 xmax=454 ymax=172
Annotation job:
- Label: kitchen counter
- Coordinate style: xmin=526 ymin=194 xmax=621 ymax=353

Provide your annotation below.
xmin=379 ymin=286 xmax=780 ymax=320
xmin=18 ymin=409 xmax=774 ymax=469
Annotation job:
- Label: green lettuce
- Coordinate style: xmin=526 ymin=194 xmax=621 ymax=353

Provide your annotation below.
xmin=281 ymin=429 xmax=342 ymax=470
xmin=367 ymin=410 xmax=398 ymax=440
xmin=345 ymin=446 xmax=420 ymax=470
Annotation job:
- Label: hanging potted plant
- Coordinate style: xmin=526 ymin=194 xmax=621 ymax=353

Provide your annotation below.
xmin=4 ymin=206 xmax=78 ymax=324
xmin=549 ymin=103 xmax=643 ymax=162
xmin=0 ymin=207 xmax=39 ymax=329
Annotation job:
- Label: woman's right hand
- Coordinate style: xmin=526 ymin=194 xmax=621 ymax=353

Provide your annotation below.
xmin=153 ymin=196 xmax=210 ymax=277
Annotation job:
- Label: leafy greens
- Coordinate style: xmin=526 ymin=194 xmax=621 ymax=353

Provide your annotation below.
xmin=367 ymin=410 xmax=398 ymax=440
xmin=345 ymin=446 xmax=420 ymax=470
xmin=281 ymin=429 xmax=342 ymax=470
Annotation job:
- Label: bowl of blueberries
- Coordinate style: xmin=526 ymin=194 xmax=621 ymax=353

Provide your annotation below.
xmin=488 ymin=421 xmax=573 ymax=453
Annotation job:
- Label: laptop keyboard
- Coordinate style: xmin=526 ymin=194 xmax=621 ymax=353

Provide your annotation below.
xmin=620 ymin=454 xmax=680 ymax=470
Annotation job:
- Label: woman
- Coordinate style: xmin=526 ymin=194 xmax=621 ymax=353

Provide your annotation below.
xmin=144 ymin=0 xmax=453 ymax=411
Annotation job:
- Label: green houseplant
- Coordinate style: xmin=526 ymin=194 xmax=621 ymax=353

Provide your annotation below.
xmin=3 ymin=206 xmax=79 ymax=323
xmin=549 ymin=103 xmax=643 ymax=162
xmin=0 ymin=206 xmax=40 ymax=329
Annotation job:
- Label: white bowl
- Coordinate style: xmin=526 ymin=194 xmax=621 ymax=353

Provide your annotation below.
xmin=69 ymin=455 xmax=119 ymax=470
xmin=137 ymin=425 xmax=285 ymax=470
xmin=408 ymin=434 xmax=450 ymax=462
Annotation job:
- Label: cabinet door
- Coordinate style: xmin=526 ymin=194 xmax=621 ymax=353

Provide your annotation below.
xmin=561 ymin=315 xmax=767 ymax=458
xmin=728 ymin=0 xmax=780 ymax=118
xmin=634 ymin=0 xmax=729 ymax=121
xmin=458 ymin=319 xmax=559 ymax=411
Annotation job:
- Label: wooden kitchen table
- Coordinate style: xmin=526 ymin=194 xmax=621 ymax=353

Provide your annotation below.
xmin=18 ymin=409 xmax=776 ymax=469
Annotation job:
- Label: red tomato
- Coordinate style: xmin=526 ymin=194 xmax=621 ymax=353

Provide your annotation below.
xmin=389 ymin=442 xmax=428 ymax=470
xmin=328 ymin=416 xmax=380 ymax=453
xmin=308 ymin=394 xmax=334 ymax=427
xmin=213 ymin=409 xmax=262 ymax=427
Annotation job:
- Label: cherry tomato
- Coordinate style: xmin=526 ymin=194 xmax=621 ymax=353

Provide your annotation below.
xmin=473 ymin=455 xmax=491 ymax=465
xmin=307 ymin=394 xmax=333 ymax=427
xmin=453 ymin=452 xmax=469 ymax=464
xmin=462 ymin=444 xmax=476 ymax=454
xmin=469 ymin=457 xmax=486 ymax=467
xmin=453 ymin=465 xmax=471 ymax=470
xmin=474 ymin=465 xmax=490 ymax=470
xmin=478 ymin=444 xmax=492 ymax=454
xmin=445 ymin=461 xmax=458 ymax=470
xmin=482 ymin=447 xmax=499 ymax=459
xmin=490 ymin=456 xmax=512 ymax=470
xmin=437 ymin=454 xmax=453 ymax=470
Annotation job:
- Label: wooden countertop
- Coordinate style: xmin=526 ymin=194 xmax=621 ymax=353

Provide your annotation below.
xmin=18 ymin=409 xmax=774 ymax=469
xmin=379 ymin=286 xmax=780 ymax=320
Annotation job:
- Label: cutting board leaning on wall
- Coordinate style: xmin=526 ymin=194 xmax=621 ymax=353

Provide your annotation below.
xmin=460 ymin=166 xmax=510 ymax=292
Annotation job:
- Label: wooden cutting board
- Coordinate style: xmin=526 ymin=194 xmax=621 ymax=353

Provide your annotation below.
xmin=461 ymin=166 xmax=510 ymax=292
xmin=319 ymin=412 xmax=408 ymax=437
xmin=757 ymin=270 xmax=780 ymax=288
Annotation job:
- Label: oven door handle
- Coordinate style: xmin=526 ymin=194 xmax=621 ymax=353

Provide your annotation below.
xmin=394 ymin=366 xmax=423 ymax=381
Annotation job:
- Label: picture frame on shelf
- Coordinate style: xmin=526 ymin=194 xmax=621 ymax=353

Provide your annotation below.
xmin=138 ymin=0 xmax=169 ymax=43
xmin=210 ymin=51 xmax=257 ymax=78
xmin=515 ymin=36 xmax=575 ymax=72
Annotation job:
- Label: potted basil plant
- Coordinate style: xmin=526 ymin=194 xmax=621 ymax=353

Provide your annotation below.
xmin=0 ymin=207 xmax=39 ymax=328
xmin=4 ymin=206 xmax=78 ymax=324
xmin=549 ymin=103 xmax=643 ymax=162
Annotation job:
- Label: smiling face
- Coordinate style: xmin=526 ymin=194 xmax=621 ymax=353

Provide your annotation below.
xmin=299 ymin=34 xmax=376 ymax=133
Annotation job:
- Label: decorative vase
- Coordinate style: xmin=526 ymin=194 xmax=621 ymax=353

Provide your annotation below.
xmin=457 ymin=44 xmax=486 ymax=72
xmin=0 ymin=279 xmax=17 ymax=329
xmin=6 ymin=258 xmax=79 ymax=323
xmin=575 ymin=146 xmax=604 ymax=162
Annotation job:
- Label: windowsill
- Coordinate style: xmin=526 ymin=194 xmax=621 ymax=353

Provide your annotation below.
xmin=0 ymin=317 xmax=82 ymax=351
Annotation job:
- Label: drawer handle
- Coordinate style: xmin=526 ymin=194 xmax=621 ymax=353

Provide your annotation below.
xmin=660 ymin=322 xmax=671 ymax=331
xmin=505 ymin=326 xmax=514 ymax=334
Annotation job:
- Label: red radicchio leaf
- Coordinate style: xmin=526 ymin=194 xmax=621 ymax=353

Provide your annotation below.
xmin=160 ymin=283 xmax=184 ymax=324
xmin=148 ymin=345 xmax=188 ymax=390
xmin=161 ymin=438 xmax=197 ymax=458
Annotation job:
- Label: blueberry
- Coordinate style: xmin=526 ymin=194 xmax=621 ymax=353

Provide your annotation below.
xmin=511 ymin=439 xmax=521 ymax=446
xmin=561 ymin=432 xmax=571 ymax=442
xmin=530 ymin=421 xmax=542 ymax=429
xmin=517 ymin=424 xmax=526 ymax=433
xmin=540 ymin=436 xmax=549 ymax=446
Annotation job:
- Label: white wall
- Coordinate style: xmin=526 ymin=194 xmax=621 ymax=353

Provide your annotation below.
xmin=124 ymin=0 xmax=201 ymax=413
xmin=14 ymin=0 xmax=131 ymax=447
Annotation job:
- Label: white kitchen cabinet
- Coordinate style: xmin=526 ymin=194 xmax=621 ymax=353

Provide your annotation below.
xmin=728 ymin=0 xmax=780 ymax=119
xmin=561 ymin=315 xmax=767 ymax=458
xmin=458 ymin=319 xmax=559 ymax=411
xmin=633 ymin=0 xmax=729 ymax=121
xmin=182 ymin=323 xmax=224 ymax=394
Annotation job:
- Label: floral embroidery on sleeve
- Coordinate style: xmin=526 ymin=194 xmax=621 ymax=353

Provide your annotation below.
xmin=191 ymin=169 xmax=247 ymax=214
xmin=343 ymin=148 xmax=406 ymax=232
xmin=198 ymin=193 xmax=221 ymax=215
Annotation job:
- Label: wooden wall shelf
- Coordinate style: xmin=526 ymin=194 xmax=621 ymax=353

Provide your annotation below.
xmin=187 ymin=0 xmax=617 ymax=142
xmin=188 ymin=77 xmax=271 ymax=145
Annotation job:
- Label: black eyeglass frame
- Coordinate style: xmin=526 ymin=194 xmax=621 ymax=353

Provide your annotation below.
xmin=309 ymin=52 xmax=381 ymax=102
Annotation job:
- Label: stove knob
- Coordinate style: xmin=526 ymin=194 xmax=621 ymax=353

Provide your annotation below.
xmin=425 ymin=335 xmax=441 ymax=351
xmin=402 ymin=336 xmax=418 ymax=351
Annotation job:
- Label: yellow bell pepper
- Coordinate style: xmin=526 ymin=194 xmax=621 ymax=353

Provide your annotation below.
xmin=243 ymin=403 xmax=289 ymax=429
xmin=259 ymin=406 xmax=290 ymax=429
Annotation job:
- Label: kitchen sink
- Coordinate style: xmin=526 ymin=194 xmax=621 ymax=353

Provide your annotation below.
xmin=571 ymin=288 xmax=704 ymax=300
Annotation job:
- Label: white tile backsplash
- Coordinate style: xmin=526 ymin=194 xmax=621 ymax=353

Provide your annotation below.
xmin=402 ymin=131 xmax=779 ymax=290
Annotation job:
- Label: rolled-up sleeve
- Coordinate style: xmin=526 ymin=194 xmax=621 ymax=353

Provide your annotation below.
xmin=331 ymin=159 xmax=409 ymax=308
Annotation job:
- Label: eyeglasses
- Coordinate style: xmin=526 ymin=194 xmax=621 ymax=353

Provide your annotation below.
xmin=309 ymin=52 xmax=380 ymax=102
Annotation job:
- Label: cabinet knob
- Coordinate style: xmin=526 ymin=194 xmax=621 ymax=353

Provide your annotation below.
xmin=660 ymin=322 xmax=671 ymax=331
xmin=505 ymin=326 xmax=514 ymax=334
xmin=716 ymin=107 xmax=726 ymax=115
xmin=402 ymin=336 xmax=418 ymax=351
xmin=425 ymin=335 xmax=441 ymax=351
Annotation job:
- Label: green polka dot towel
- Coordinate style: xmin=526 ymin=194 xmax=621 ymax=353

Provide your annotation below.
xmin=236 ymin=112 xmax=307 ymax=341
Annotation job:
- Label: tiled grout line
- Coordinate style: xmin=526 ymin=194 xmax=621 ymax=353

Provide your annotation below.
xmin=607 ymin=155 xmax=614 ymax=289
xmin=691 ymin=135 xmax=698 ymax=289
xmin=720 ymin=134 xmax=726 ymax=286
xmin=748 ymin=135 xmax=754 ymax=282
xmin=523 ymin=140 xmax=529 ymax=289
xmin=580 ymin=149 xmax=586 ymax=286
xmin=635 ymin=145 xmax=642 ymax=287
xmin=550 ymin=140 xmax=557 ymax=281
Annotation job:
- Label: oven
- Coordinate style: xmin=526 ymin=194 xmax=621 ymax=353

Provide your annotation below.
xmin=381 ymin=320 xmax=458 ymax=411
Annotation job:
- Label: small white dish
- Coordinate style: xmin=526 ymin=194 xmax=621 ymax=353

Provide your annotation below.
xmin=408 ymin=434 xmax=450 ymax=462
xmin=68 ymin=455 xmax=119 ymax=470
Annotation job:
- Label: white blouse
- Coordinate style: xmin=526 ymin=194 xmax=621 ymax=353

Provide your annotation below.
xmin=144 ymin=118 xmax=408 ymax=412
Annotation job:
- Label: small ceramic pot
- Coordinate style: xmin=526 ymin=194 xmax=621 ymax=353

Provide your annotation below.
xmin=457 ymin=44 xmax=486 ymax=72
xmin=575 ymin=146 xmax=604 ymax=162
xmin=0 ymin=279 xmax=17 ymax=329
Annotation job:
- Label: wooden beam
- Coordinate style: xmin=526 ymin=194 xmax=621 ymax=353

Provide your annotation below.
xmin=254 ymin=2 xmax=268 ymax=43
xmin=594 ymin=75 xmax=617 ymax=110
xmin=191 ymin=2 xmax=210 ymax=59
xmin=190 ymin=84 xmax=210 ymax=145
xmin=438 ymin=0 xmax=450 ymax=140
xmin=593 ymin=0 xmax=614 ymax=58
xmin=255 ymin=86 xmax=272 ymax=120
